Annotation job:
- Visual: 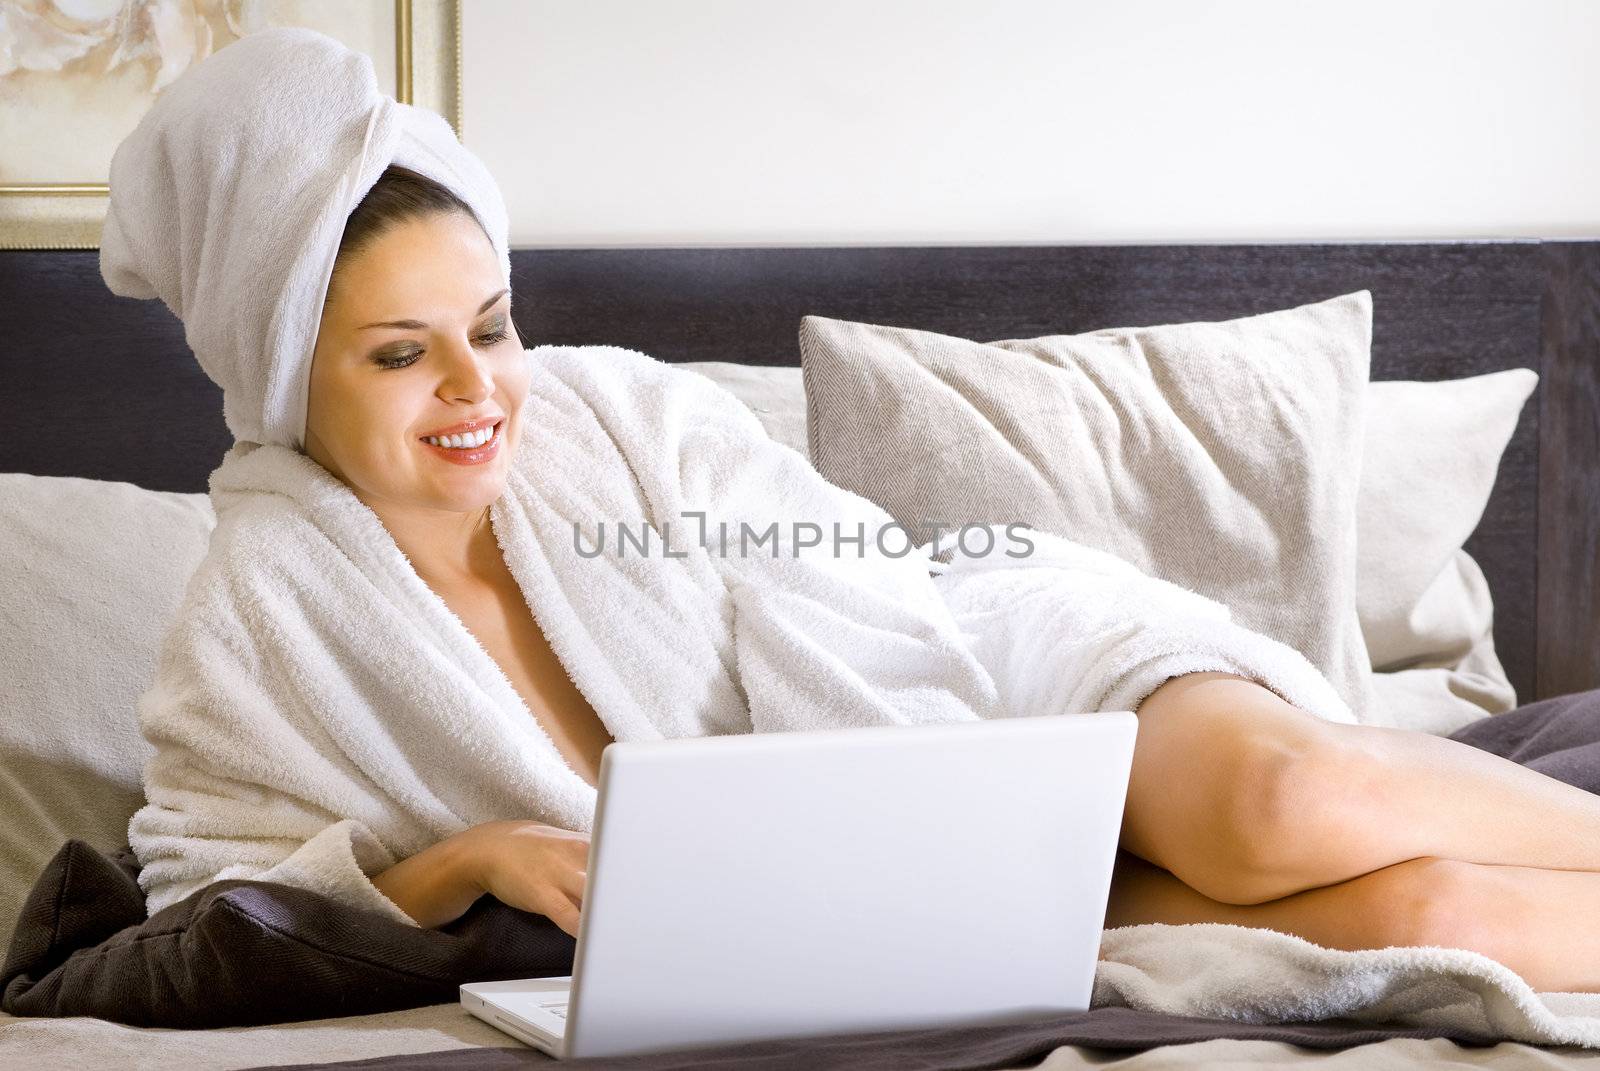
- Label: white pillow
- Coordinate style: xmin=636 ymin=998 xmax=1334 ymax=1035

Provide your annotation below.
xmin=1359 ymin=370 xmax=1536 ymax=732
xmin=0 ymin=474 xmax=214 ymax=940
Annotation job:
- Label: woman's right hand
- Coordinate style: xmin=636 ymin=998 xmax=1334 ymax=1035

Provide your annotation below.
xmin=462 ymin=819 xmax=591 ymax=938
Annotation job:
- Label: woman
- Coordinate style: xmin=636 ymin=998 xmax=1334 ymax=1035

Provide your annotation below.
xmin=108 ymin=30 xmax=1600 ymax=995
xmin=276 ymin=162 xmax=1600 ymax=994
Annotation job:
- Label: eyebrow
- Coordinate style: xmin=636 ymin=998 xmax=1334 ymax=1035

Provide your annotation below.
xmin=357 ymin=288 xmax=509 ymax=331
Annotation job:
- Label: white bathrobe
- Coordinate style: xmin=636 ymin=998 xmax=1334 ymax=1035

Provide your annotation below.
xmin=129 ymin=343 xmax=1355 ymax=927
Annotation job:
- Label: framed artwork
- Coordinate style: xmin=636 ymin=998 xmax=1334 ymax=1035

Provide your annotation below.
xmin=0 ymin=0 xmax=461 ymax=249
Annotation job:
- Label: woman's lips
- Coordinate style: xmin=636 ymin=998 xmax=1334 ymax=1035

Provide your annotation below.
xmin=419 ymin=420 xmax=504 ymax=466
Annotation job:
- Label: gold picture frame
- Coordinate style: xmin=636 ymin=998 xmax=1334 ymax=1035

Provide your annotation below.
xmin=0 ymin=0 xmax=461 ymax=250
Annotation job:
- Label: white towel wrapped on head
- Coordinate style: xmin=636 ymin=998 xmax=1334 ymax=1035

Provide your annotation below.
xmin=98 ymin=26 xmax=509 ymax=452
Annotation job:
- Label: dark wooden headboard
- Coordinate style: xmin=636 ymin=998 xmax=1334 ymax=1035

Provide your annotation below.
xmin=1 ymin=242 xmax=1595 ymax=702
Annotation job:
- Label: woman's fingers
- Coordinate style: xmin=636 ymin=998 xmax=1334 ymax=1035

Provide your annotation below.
xmin=542 ymin=891 xmax=582 ymax=939
xmin=539 ymin=862 xmax=586 ymax=937
xmin=480 ymin=822 xmax=591 ymax=937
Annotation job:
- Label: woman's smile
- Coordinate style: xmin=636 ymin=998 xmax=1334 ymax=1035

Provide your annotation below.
xmin=418 ymin=418 xmax=505 ymax=465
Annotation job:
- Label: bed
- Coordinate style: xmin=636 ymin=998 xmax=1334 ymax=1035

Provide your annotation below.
xmin=1 ymin=239 xmax=1598 ymax=1069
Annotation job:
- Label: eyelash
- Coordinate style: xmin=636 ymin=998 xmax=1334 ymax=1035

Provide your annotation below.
xmin=375 ymin=327 xmax=511 ymax=370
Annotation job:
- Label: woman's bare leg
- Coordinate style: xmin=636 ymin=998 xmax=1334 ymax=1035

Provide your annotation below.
xmin=1123 ymin=672 xmax=1600 ymax=905
xmin=1104 ymin=850 xmax=1600 ymax=993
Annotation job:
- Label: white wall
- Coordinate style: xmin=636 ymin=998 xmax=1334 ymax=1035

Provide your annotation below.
xmin=462 ymin=0 xmax=1600 ymax=247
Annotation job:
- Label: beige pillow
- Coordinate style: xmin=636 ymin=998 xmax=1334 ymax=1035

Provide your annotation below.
xmin=0 ymin=474 xmax=215 ymax=940
xmin=798 ymin=292 xmax=1377 ymax=723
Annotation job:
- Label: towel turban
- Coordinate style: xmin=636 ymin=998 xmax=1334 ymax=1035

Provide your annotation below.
xmin=100 ymin=27 xmax=511 ymax=451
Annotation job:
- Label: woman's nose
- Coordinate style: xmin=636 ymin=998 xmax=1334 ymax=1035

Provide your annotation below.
xmin=437 ymin=337 xmax=496 ymax=397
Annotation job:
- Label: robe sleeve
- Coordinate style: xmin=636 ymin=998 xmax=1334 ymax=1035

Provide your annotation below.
xmin=927 ymin=530 xmax=1360 ymax=725
xmin=128 ymin=556 xmax=421 ymax=927
xmin=598 ymin=352 xmax=1006 ymax=733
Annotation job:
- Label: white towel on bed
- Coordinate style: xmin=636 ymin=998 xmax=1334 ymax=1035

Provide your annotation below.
xmin=1095 ymin=923 xmax=1600 ymax=1047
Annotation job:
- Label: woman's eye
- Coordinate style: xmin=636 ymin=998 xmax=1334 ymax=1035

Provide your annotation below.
xmin=373 ymin=327 xmax=508 ymax=370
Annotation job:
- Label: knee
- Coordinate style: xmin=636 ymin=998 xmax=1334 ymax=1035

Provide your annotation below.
xmin=1206 ymin=718 xmax=1384 ymax=902
xmin=1239 ymin=719 xmax=1379 ymax=854
xmin=1378 ymin=858 xmax=1505 ymax=959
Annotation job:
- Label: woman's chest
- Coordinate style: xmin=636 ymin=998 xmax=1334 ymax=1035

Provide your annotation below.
xmin=433 ymin=572 xmax=616 ymax=789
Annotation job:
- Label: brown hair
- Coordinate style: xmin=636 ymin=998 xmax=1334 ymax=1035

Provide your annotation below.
xmin=325 ymin=164 xmax=488 ymax=302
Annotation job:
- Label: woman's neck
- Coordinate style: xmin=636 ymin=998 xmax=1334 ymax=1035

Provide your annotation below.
xmin=372 ymin=500 xmax=500 ymax=587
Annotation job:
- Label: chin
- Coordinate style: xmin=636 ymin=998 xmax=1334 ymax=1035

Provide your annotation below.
xmin=419 ymin=473 xmax=508 ymax=512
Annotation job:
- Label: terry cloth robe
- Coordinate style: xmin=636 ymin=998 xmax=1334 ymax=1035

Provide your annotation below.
xmin=129 ymin=344 xmax=1356 ymax=926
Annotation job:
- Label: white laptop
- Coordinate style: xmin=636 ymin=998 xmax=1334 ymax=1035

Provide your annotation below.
xmin=461 ymin=710 xmax=1137 ymax=1060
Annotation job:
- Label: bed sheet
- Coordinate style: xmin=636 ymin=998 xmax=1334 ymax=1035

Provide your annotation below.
xmin=5 ymin=1006 xmax=1600 ymax=1071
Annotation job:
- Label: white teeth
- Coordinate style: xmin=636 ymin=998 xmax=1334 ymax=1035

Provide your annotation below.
xmin=424 ymin=424 xmax=496 ymax=449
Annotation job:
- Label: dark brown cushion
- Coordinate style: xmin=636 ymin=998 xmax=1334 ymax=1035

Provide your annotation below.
xmin=1 ymin=840 xmax=573 ymax=1027
xmin=1445 ymin=687 xmax=1600 ymax=791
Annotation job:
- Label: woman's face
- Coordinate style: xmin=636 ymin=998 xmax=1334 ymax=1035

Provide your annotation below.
xmin=305 ymin=209 xmax=528 ymax=520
